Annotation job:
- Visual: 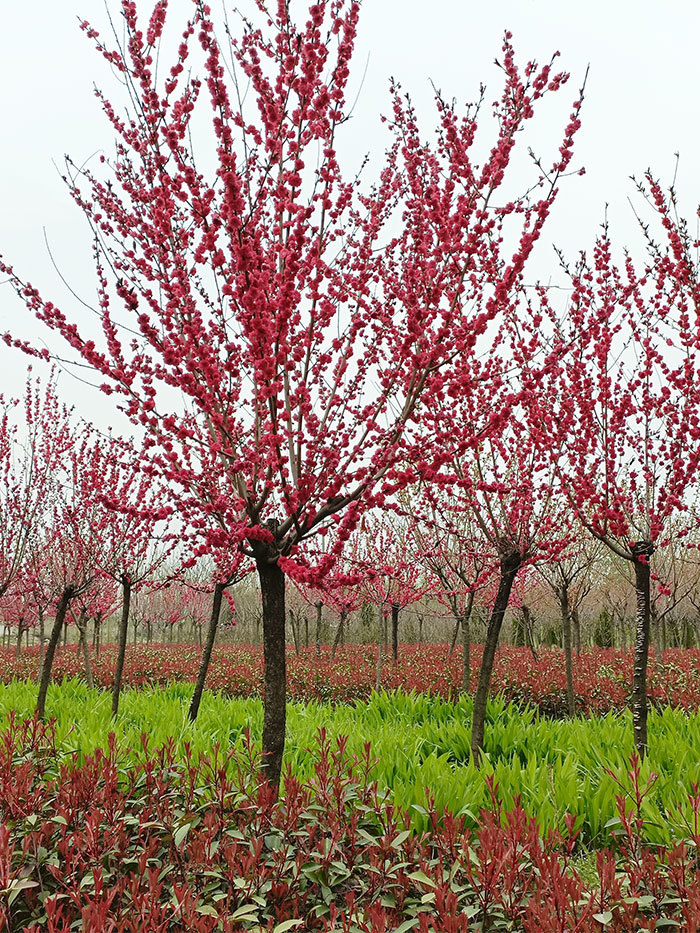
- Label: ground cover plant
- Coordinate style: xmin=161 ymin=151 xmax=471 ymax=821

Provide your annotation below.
xmin=2 ymin=643 xmax=700 ymax=717
xmin=2 ymin=713 xmax=700 ymax=931
xmin=2 ymin=681 xmax=700 ymax=850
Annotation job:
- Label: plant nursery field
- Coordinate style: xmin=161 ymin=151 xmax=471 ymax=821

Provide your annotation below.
xmin=3 ymin=646 xmax=700 ymax=929
xmin=4 ymin=642 xmax=700 ymax=715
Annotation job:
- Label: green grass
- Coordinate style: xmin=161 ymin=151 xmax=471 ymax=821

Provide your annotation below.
xmin=3 ymin=679 xmax=700 ymax=847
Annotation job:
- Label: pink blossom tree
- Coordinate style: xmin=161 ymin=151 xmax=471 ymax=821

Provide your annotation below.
xmin=0 ymin=2 xmax=582 ymax=784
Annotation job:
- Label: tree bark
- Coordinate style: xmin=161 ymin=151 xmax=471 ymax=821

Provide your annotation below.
xmin=256 ymin=554 xmax=286 ymax=790
xmin=289 ymin=608 xmax=300 ymax=656
xmin=391 ymin=603 xmax=399 ymax=663
xmin=471 ymin=550 xmax=522 ymax=767
xmin=112 ymin=577 xmax=132 ymax=717
xmin=15 ymin=620 xmax=23 ymax=660
xmin=558 ymin=585 xmax=576 ymax=717
xmin=462 ymin=612 xmax=472 ymax=694
xmin=315 ymin=600 xmax=322 ymax=658
xmin=571 ymin=606 xmax=582 ymax=654
xmin=304 ymin=614 xmax=309 ymax=649
xmin=375 ymin=602 xmax=384 ymax=690
xmin=189 ymin=582 xmax=225 ymax=722
xmin=38 ymin=608 xmax=45 ymax=667
xmin=76 ymin=611 xmax=94 ymax=689
xmin=331 ymin=608 xmax=347 ymax=660
xmin=36 ymin=587 xmax=75 ymax=720
xmin=448 ymin=616 xmax=461 ymax=657
xmin=632 ymin=542 xmax=654 ymax=758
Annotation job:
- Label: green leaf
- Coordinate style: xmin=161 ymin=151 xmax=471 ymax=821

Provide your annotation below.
xmin=273 ymin=921 xmax=303 ymax=933
xmin=408 ymin=870 xmax=436 ymax=888
xmin=593 ymin=911 xmax=613 ymax=925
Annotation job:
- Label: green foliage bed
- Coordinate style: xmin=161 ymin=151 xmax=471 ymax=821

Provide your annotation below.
xmin=3 ymin=679 xmax=700 ymax=847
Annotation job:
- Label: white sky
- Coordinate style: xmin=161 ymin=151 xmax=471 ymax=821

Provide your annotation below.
xmin=0 ymin=0 xmax=698 ymax=425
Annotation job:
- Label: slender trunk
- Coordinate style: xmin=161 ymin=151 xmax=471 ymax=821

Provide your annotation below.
xmin=146 ymin=619 xmax=152 ymax=644
xmin=462 ymin=597 xmax=474 ymax=693
xmin=331 ymin=609 xmax=347 ymax=660
xmin=632 ymin=543 xmax=654 ymax=758
xmin=558 ymin=586 xmax=576 ymax=717
xmin=189 ymin=582 xmax=225 ymax=722
xmin=571 ymin=606 xmax=582 ymax=654
xmin=62 ymin=613 xmax=68 ymax=648
xmin=36 ymin=588 xmax=75 ymax=720
xmin=661 ymin=613 xmax=667 ymax=655
xmin=289 ymin=609 xmax=300 ymax=657
xmin=418 ymin=616 xmax=423 ymax=646
xmin=256 ymin=554 xmax=286 ymax=790
xmin=375 ymin=602 xmax=384 ymax=690
xmin=304 ymin=615 xmax=309 ymax=649
xmin=315 ymin=601 xmax=322 ymax=658
xmin=521 ymin=605 xmax=539 ymax=662
xmin=448 ymin=617 xmax=461 ymax=657
xmin=38 ymin=608 xmax=45 ymax=668
xmin=471 ymin=550 xmax=522 ymax=767
xmin=112 ymin=577 xmax=132 ymax=718
xmin=77 ymin=612 xmax=93 ymax=689
xmin=15 ymin=620 xmax=23 ymax=660
xmin=391 ymin=603 xmax=399 ymax=663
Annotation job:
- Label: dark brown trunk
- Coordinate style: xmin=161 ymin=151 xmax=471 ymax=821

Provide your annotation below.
xmin=304 ymin=614 xmax=309 ymax=649
xmin=471 ymin=550 xmax=522 ymax=767
xmin=256 ymin=554 xmax=286 ymax=790
xmin=38 ymin=608 xmax=45 ymax=667
xmin=331 ymin=608 xmax=347 ymax=660
xmin=112 ymin=577 xmax=132 ymax=717
xmin=36 ymin=588 xmax=75 ymax=720
xmin=189 ymin=582 xmax=225 ymax=722
xmin=571 ymin=606 xmax=581 ymax=654
xmin=15 ymin=620 xmax=23 ymax=660
xmin=461 ymin=593 xmax=474 ymax=693
xmin=632 ymin=542 xmax=654 ymax=758
xmin=391 ymin=603 xmax=399 ymax=662
xmin=62 ymin=613 xmax=68 ymax=647
xmin=76 ymin=611 xmax=93 ymax=689
xmin=418 ymin=615 xmax=424 ymax=646
xmin=559 ymin=585 xmax=576 ymax=717
xmin=448 ymin=616 xmax=460 ymax=658
xmin=375 ymin=602 xmax=384 ymax=689
xmin=315 ymin=600 xmax=322 ymax=658
xmin=289 ymin=608 xmax=300 ymax=656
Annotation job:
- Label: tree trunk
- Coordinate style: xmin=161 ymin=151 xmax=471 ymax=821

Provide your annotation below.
xmin=418 ymin=615 xmax=424 ymax=646
xmin=571 ymin=606 xmax=582 ymax=654
xmin=38 ymin=608 xmax=45 ymax=668
xmin=304 ymin=614 xmax=309 ymax=649
xmin=76 ymin=612 xmax=94 ymax=689
xmin=471 ymin=550 xmax=522 ymax=767
xmin=462 ymin=611 xmax=471 ymax=693
xmin=189 ymin=582 xmax=225 ymax=722
xmin=289 ymin=609 xmax=300 ymax=656
xmin=315 ymin=601 xmax=322 ymax=658
xmin=448 ymin=616 xmax=461 ymax=658
xmin=632 ymin=542 xmax=654 ymax=758
xmin=331 ymin=609 xmax=347 ymax=660
xmin=112 ymin=577 xmax=132 ymax=717
xmin=375 ymin=602 xmax=384 ymax=690
xmin=62 ymin=613 xmax=68 ymax=647
xmin=36 ymin=588 xmax=75 ymax=720
xmin=256 ymin=554 xmax=286 ymax=790
xmin=558 ymin=585 xmax=576 ymax=717
xmin=391 ymin=603 xmax=399 ymax=663
xmin=15 ymin=620 xmax=23 ymax=660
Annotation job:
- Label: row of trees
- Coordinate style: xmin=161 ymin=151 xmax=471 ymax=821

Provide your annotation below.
xmin=1 ymin=0 xmax=699 ymax=782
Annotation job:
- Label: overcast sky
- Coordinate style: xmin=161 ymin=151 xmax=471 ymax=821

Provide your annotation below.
xmin=0 ymin=0 xmax=698 ymax=424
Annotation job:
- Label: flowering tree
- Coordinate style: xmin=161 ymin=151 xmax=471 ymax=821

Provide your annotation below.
xmin=0 ymin=1 xmax=582 ymax=784
xmin=535 ymin=192 xmax=700 ymax=756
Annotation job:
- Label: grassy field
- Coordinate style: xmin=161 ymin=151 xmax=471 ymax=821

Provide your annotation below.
xmin=4 ymin=678 xmax=700 ymax=847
